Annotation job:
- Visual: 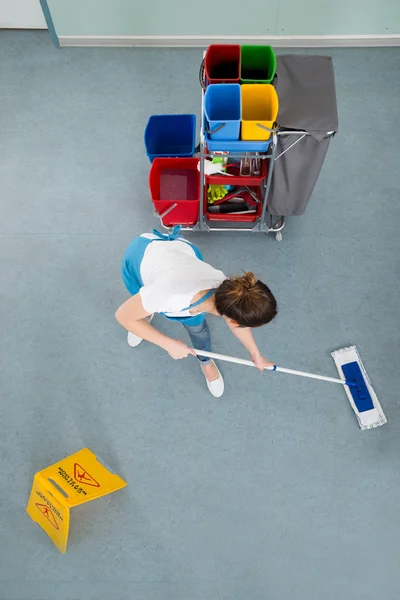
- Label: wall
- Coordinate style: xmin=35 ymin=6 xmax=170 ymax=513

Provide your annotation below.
xmin=46 ymin=0 xmax=400 ymax=39
xmin=0 ymin=0 xmax=47 ymax=28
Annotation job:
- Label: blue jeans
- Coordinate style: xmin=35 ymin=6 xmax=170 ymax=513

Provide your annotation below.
xmin=183 ymin=319 xmax=211 ymax=364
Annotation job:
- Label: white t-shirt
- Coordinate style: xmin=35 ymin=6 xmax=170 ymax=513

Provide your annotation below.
xmin=139 ymin=234 xmax=227 ymax=317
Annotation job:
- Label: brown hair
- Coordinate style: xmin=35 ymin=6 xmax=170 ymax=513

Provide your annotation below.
xmin=215 ymin=272 xmax=277 ymax=328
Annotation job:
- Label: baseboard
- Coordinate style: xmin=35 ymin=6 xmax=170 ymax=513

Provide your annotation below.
xmin=58 ymin=34 xmax=400 ymax=48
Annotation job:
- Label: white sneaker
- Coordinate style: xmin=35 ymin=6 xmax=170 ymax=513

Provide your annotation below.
xmin=127 ymin=315 xmax=153 ymax=348
xmin=200 ymin=360 xmax=224 ymax=398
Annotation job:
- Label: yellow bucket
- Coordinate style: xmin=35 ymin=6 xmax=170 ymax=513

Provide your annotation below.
xmin=241 ymin=84 xmax=279 ymax=141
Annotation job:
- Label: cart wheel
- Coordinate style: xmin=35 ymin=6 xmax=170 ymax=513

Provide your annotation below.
xmin=275 ymin=231 xmax=283 ymax=242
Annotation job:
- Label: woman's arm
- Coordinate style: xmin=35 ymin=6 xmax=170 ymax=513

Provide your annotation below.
xmin=115 ymin=295 xmax=195 ymax=360
xmin=226 ymin=320 xmax=274 ymax=371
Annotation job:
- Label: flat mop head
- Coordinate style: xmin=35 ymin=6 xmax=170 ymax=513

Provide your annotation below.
xmin=331 ymin=346 xmax=387 ymax=430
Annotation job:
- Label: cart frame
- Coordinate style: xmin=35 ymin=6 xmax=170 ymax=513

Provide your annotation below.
xmin=153 ymin=53 xmax=335 ymax=242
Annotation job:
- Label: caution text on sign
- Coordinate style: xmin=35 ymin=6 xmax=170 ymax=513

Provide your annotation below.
xmin=39 ymin=448 xmax=126 ymax=507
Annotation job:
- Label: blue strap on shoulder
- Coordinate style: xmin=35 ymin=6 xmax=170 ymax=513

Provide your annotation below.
xmin=182 ymin=289 xmax=215 ymax=311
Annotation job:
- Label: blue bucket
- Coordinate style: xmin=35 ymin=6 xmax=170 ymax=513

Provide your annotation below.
xmin=145 ymin=114 xmax=196 ymax=163
xmin=204 ymin=84 xmax=241 ymax=141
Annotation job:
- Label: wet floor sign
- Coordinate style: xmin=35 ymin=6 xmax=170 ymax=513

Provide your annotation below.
xmin=26 ymin=448 xmax=127 ymax=553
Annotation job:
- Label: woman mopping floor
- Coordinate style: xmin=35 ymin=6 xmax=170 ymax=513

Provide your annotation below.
xmin=116 ymin=227 xmax=277 ymax=397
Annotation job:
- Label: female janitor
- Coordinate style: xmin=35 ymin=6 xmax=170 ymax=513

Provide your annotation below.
xmin=116 ymin=227 xmax=277 ymax=397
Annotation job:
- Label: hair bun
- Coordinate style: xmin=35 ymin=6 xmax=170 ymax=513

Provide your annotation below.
xmin=236 ymin=272 xmax=258 ymax=291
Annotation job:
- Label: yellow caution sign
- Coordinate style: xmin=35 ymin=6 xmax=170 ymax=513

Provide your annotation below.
xmin=26 ymin=448 xmax=127 ymax=553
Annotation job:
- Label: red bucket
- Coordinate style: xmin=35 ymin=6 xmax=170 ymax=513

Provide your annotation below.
xmin=204 ymin=45 xmax=241 ymax=84
xmin=149 ymin=158 xmax=200 ymax=227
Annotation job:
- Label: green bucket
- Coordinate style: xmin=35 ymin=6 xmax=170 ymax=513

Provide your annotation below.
xmin=240 ymin=45 xmax=276 ymax=84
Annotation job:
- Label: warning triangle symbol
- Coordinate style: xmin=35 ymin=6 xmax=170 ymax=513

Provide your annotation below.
xmin=74 ymin=463 xmax=100 ymax=487
xmin=36 ymin=503 xmax=59 ymax=530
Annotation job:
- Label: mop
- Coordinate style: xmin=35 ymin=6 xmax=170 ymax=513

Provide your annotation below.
xmin=193 ymin=346 xmax=387 ymax=430
xmin=331 ymin=346 xmax=386 ymax=430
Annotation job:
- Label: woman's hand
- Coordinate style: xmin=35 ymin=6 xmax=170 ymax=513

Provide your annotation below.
xmin=165 ymin=339 xmax=196 ymax=360
xmin=251 ymin=352 xmax=275 ymax=372
xmin=227 ymin=323 xmax=274 ymax=372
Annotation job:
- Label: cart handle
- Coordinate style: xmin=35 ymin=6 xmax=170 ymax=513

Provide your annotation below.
xmin=154 ymin=203 xmax=178 ymax=222
xmin=256 ymin=123 xmax=279 ymax=133
xmin=199 ymin=58 xmax=206 ymax=90
xmin=205 ymin=122 xmax=226 ymax=135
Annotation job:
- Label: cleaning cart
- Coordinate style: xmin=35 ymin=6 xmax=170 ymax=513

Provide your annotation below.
xmin=145 ymin=48 xmax=338 ymax=242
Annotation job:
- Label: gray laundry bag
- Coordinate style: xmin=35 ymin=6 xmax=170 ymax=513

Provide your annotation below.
xmin=268 ymin=55 xmax=339 ymax=216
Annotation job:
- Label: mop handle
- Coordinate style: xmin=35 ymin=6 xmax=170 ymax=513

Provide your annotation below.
xmin=192 ymin=349 xmax=348 ymax=386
